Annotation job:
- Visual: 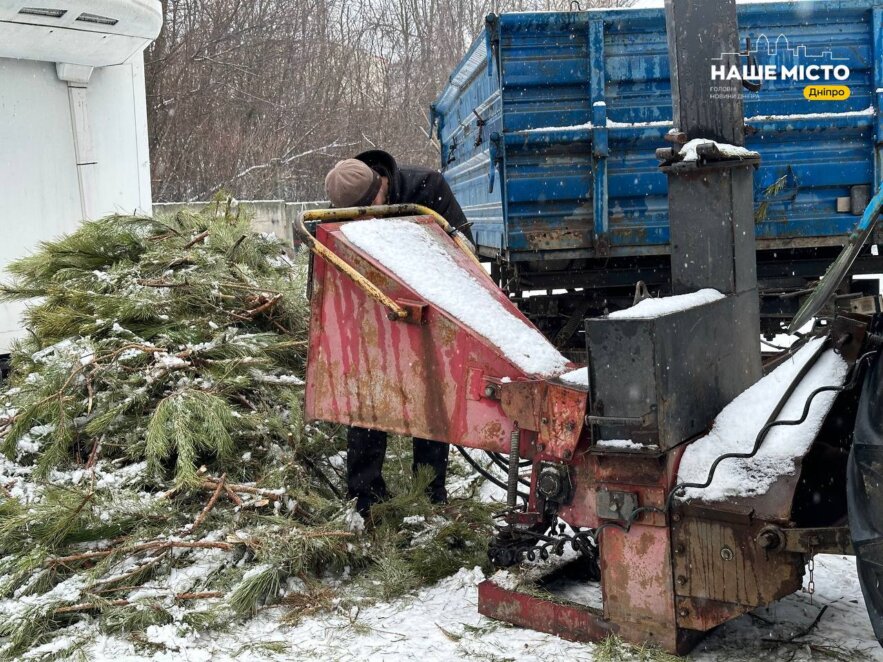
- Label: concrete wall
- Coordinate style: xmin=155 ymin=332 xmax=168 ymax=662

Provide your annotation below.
xmin=153 ymin=200 xmax=328 ymax=247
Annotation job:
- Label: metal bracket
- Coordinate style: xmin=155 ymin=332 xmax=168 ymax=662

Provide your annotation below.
xmin=596 ymin=490 xmax=639 ymax=522
xmin=489 ymin=133 xmax=503 ymax=194
xmin=485 ymin=14 xmax=500 ymax=80
xmin=830 ymin=313 xmax=871 ymax=363
xmin=396 ymin=299 xmax=429 ymax=325
xmin=756 ymin=525 xmax=854 ymax=555
xmin=586 ymin=409 xmax=656 ymax=428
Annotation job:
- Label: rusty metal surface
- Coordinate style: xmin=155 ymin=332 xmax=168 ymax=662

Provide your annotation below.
xmin=478 ymin=579 xmax=614 ymax=644
xmin=499 ymin=380 xmax=543 ymax=431
xmin=539 ymin=383 xmax=588 ymax=461
xmin=674 ymin=596 xmax=749 ymax=633
xmin=500 ymin=380 xmax=589 ymax=462
xmin=601 ymin=523 xmax=680 ymax=650
xmin=305 ymin=217 xmax=563 ymax=454
xmin=559 ymin=446 xmax=685 ymax=648
xmin=558 ymin=444 xmax=684 ymax=530
xmin=479 ymin=576 xmax=700 ymax=654
xmin=684 ymin=457 xmax=808 ymax=524
xmin=780 ymin=526 xmax=854 ymax=555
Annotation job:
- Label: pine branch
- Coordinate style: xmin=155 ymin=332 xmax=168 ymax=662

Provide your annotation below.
xmin=189 ymin=473 xmax=226 ymax=533
xmin=54 ymin=591 xmax=223 ymax=614
xmin=183 ymin=230 xmax=211 ymax=249
xmin=47 ymin=540 xmax=236 ymax=569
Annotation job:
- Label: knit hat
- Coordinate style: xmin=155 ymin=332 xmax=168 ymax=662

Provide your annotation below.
xmin=324 ymin=159 xmax=382 ymax=208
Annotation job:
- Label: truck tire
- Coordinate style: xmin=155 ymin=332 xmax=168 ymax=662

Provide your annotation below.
xmin=848 ymin=349 xmax=883 ymax=646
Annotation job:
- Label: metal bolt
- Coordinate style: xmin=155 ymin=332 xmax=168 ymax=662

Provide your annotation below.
xmin=484 ymin=386 xmax=495 ymax=398
xmin=720 ymin=546 xmax=735 ymax=561
xmin=563 ymin=450 xmax=572 ymax=459
xmin=758 ymin=531 xmax=779 ymax=550
xmin=537 ymin=443 xmax=545 ymax=452
xmin=678 ymin=608 xmax=689 ymax=618
xmin=566 ymin=420 xmax=576 ymax=432
xmin=672 ymin=513 xmax=681 ymax=523
xmin=676 ymin=575 xmax=687 ymax=586
xmin=541 ymin=417 xmax=549 ymax=425
xmin=675 ymin=544 xmax=685 ymax=555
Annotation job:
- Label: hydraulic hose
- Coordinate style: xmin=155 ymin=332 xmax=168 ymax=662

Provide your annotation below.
xmin=667 ymin=343 xmax=878 ymax=511
xmin=455 ymin=445 xmax=529 ymax=502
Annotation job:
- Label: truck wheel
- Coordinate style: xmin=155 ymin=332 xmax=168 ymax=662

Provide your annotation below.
xmin=848 ymin=350 xmax=883 ymax=646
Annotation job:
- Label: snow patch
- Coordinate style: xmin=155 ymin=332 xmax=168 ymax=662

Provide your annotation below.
xmin=596 ymin=439 xmax=649 ymax=450
xmin=341 ymin=219 xmax=569 ymax=377
xmin=678 ymin=338 xmax=848 ymax=501
xmin=747 ymin=106 xmax=876 ymax=123
xmin=680 ymin=138 xmax=759 ymax=162
xmin=514 ymin=118 xmax=671 ymax=134
xmin=344 ymin=508 xmax=365 ymax=534
xmin=608 ymin=289 xmax=724 ymax=320
xmin=559 ymin=366 xmax=588 ymax=388
xmin=257 ymin=373 xmax=305 ymax=386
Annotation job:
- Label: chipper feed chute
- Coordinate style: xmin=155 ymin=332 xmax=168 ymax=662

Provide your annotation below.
xmin=300 ymin=204 xmax=580 ymax=457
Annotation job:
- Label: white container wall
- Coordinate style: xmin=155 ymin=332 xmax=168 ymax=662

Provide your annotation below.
xmin=0 ymin=0 xmax=161 ymax=352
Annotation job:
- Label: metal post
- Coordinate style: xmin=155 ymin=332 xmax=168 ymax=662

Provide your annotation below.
xmin=660 ymin=0 xmax=762 ymax=365
xmin=663 ymin=0 xmax=759 ymax=303
xmin=664 ymin=0 xmax=744 ymax=145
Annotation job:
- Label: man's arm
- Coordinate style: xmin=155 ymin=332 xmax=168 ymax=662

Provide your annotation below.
xmin=425 ymin=172 xmax=473 ymax=243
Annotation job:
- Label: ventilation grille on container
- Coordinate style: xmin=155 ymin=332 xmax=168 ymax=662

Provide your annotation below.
xmin=18 ymin=7 xmax=66 ymax=18
xmin=76 ymin=12 xmax=118 ymax=26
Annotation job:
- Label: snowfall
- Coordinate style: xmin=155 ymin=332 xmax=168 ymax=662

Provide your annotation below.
xmin=59 ymin=554 xmax=880 ymax=662
xmin=8 ymin=430 xmax=880 ymax=660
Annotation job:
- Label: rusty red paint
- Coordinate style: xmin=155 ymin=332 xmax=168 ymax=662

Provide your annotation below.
xmin=499 ymin=380 xmax=589 ymax=462
xmin=601 ymin=523 xmax=678 ymax=645
xmin=304 ymin=217 xmax=561 ymax=454
xmin=478 ymin=580 xmax=614 ymax=643
xmin=479 ymin=578 xmax=701 ymax=655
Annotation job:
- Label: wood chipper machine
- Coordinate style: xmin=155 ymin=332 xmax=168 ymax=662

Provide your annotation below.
xmin=296 ymin=0 xmax=883 ymax=654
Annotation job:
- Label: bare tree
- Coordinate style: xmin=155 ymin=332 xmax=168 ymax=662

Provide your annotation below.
xmin=145 ymin=0 xmax=636 ymax=202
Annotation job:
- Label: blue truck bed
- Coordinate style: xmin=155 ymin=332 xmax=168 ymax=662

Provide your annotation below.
xmin=432 ymin=0 xmax=883 ymax=338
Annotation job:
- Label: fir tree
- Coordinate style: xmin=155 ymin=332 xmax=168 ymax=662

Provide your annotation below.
xmin=0 ymin=201 xmax=493 ymax=659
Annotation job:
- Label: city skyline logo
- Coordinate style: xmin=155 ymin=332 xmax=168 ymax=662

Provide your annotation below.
xmin=711 ymin=33 xmax=851 ymax=96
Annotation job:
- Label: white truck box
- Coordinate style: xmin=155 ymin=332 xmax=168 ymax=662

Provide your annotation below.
xmin=0 ymin=1 xmax=162 ymax=352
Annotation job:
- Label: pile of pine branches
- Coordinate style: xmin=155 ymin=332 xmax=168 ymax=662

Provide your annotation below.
xmin=0 ymin=202 xmax=492 ymax=660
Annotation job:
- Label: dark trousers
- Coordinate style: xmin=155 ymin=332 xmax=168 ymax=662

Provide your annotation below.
xmin=347 ymin=426 xmax=449 ymax=508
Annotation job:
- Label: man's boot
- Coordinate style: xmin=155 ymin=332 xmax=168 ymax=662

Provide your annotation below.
xmin=347 ymin=427 xmax=389 ymax=517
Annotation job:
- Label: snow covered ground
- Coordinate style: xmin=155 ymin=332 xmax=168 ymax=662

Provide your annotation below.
xmin=9 ymin=442 xmax=881 ymax=661
xmin=59 ymin=460 xmax=883 ymax=662
xmin=75 ymin=553 xmax=881 ymax=661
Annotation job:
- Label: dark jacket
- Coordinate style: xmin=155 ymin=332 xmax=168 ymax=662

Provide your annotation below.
xmin=355 ymin=150 xmax=472 ymax=242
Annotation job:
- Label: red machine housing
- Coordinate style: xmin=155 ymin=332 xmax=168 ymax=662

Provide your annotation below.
xmin=301 ymin=210 xmax=824 ymax=654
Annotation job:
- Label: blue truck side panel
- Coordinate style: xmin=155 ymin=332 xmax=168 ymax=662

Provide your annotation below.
xmin=433 ymin=1 xmax=883 ymax=263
